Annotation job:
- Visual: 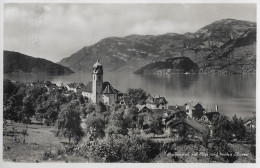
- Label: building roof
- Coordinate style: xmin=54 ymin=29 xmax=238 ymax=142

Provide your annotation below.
xmin=136 ymin=104 xmax=147 ymax=111
xmin=146 ymin=96 xmax=168 ymax=106
xmin=169 ymin=119 xmax=208 ymax=133
xmin=185 ymin=102 xmax=205 ymax=111
xmin=151 ymin=109 xmax=175 ymax=118
xmin=83 ymin=81 xmax=92 ymax=92
xmin=183 ymin=119 xmax=208 ymax=133
xmin=194 ymin=103 xmax=203 ymax=109
xmin=93 ymin=60 xmax=103 ymax=74
xmin=82 ymin=81 xmax=121 ymax=95
xmin=168 ymin=105 xmax=186 ymax=112
xmin=244 ymin=118 xmax=256 ymax=126
xmin=166 ymin=119 xmax=181 ymax=127
xmin=185 ymin=102 xmax=196 ymax=107
xmin=101 ymin=82 xmax=119 ymax=94
xmin=203 ymin=112 xmax=220 ymax=122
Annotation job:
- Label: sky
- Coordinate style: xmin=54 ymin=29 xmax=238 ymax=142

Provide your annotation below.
xmin=4 ymin=3 xmax=256 ymax=62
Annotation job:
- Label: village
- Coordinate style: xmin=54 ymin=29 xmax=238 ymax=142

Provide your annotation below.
xmin=3 ymin=60 xmax=256 ymax=163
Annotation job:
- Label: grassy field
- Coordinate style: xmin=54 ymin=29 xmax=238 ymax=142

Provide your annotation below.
xmin=3 ymin=122 xmax=89 ymax=163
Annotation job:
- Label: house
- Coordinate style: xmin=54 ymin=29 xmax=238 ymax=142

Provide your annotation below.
xmin=66 ymin=82 xmax=85 ymax=93
xmin=44 ymin=81 xmax=57 ymax=91
xmin=200 ymin=112 xmax=220 ymax=126
xmin=168 ymin=105 xmax=187 ymax=118
xmin=166 ymin=118 xmax=208 ymax=140
xmin=137 ymin=105 xmax=154 ymax=129
xmin=243 ymin=118 xmax=256 ymax=131
xmin=164 ymin=108 xmax=188 ymax=124
xmin=81 ymin=60 xmax=123 ymax=105
xmin=63 ymin=90 xmax=75 ymax=97
xmin=146 ymin=96 xmax=168 ymax=109
xmin=185 ymin=102 xmax=205 ymax=119
xmin=30 ymin=80 xmax=46 ymax=87
xmin=136 ymin=106 xmax=177 ymax=130
xmin=168 ymin=105 xmax=186 ymax=112
xmin=150 ymin=109 xmax=176 ymax=120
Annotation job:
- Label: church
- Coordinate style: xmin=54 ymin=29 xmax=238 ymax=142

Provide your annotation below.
xmin=82 ymin=60 xmax=123 ymax=105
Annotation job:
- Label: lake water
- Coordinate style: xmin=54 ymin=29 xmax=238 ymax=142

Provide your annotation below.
xmin=4 ymin=72 xmax=256 ymax=119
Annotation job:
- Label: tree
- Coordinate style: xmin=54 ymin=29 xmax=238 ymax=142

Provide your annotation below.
xmin=21 ymin=128 xmax=29 ymax=143
xmin=85 ymin=113 xmax=106 ymax=140
xmin=97 ymin=101 xmax=107 ymax=113
xmin=176 ymin=122 xmax=188 ymax=141
xmin=78 ymin=94 xmax=85 ymax=104
xmin=55 ymin=103 xmax=84 ymax=143
xmin=85 ymin=103 xmax=96 ymax=115
xmin=231 ymin=115 xmax=246 ymax=140
xmin=4 ymin=79 xmax=18 ymax=100
xmin=124 ymin=106 xmax=139 ymax=129
xmin=125 ymin=106 xmax=138 ymax=120
xmin=150 ymin=116 xmax=164 ymax=136
xmin=202 ymin=129 xmax=211 ymax=147
xmin=210 ymin=114 xmax=237 ymax=162
xmin=55 ymin=92 xmax=68 ymax=104
xmin=106 ymin=109 xmax=128 ymax=136
xmin=3 ymin=105 xmax=16 ymax=121
xmin=27 ymin=86 xmax=47 ymax=102
xmin=137 ymin=115 xmax=144 ymax=129
xmin=21 ymin=96 xmax=35 ymax=123
xmin=212 ymin=114 xmax=232 ymax=142
xmin=124 ymin=88 xmax=148 ymax=106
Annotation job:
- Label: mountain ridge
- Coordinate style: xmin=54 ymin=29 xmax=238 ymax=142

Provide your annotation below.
xmin=4 ymin=51 xmax=74 ymax=75
xmin=56 ymin=19 xmax=255 ymax=73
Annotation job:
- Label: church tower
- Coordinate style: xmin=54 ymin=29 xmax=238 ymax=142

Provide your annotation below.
xmin=92 ymin=60 xmax=103 ymax=103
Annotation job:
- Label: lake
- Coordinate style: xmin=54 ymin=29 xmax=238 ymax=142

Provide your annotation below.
xmin=4 ymin=72 xmax=256 ymax=119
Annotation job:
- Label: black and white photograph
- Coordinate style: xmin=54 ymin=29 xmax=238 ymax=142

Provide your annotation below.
xmin=1 ymin=0 xmax=258 ymax=166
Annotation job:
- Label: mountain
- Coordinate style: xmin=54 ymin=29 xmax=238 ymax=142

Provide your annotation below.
xmin=134 ymin=57 xmax=199 ymax=74
xmin=4 ymin=51 xmax=74 ymax=75
xmin=199 ymin=29 xmax=256 ymax=73
xmin=58 ymin=19 xmax=256 ymax=73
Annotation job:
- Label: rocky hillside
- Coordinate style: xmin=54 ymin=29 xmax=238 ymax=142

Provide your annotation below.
xmin=58 ymin=19 xmax=256 ymax=73
xmin=4 ymin=51 xmax=74 ymax=75
xmin=134 ymin=57 xmax=198 ymax=74
xmin=199 ymin=29 xmax=256 ymax=73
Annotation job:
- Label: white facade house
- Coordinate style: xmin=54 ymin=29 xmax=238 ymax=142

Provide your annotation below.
xmin=82 ymin=60 xmax=123 ymax=105
xmin=145 ymin=96 xmax=168 ymax=109
xmin=66 ymin=82 xmax=85 ymax=93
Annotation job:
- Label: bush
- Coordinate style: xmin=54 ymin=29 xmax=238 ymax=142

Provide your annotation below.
xmin=250 ymin=145 xmax=256 ymax=158
xmin=43 ymin=118 xmax=51 ymax=126
xmin=133 ymin=129 xmax=141 ymax=135
xmin=143 ymin=128 xmax=152 ymax=134
xmin=77 ymin=135 xmax=162 ymax=162
xmin=42 ymin=150 xmax=55 ymax=160
xmin=41 ymin=147 xmax=66 ymax=161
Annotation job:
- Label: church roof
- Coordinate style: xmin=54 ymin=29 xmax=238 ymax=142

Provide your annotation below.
xmin=101 ymin=82 xmax=119 ymax=94
xmin=82 ymin=81 xmax=121 ymax=95
xmin=83 ymin=81 xmax=92 ymax=92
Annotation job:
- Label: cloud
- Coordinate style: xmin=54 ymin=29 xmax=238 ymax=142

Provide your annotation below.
xmin=4 ymin=3 xmax=256 ymax=62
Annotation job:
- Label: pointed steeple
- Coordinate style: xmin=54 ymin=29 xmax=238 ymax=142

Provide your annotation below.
xmin=93 ymin=60 xmax=103 ymax=74
xmin=93 ymin=60 xmax=102 ymax=68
